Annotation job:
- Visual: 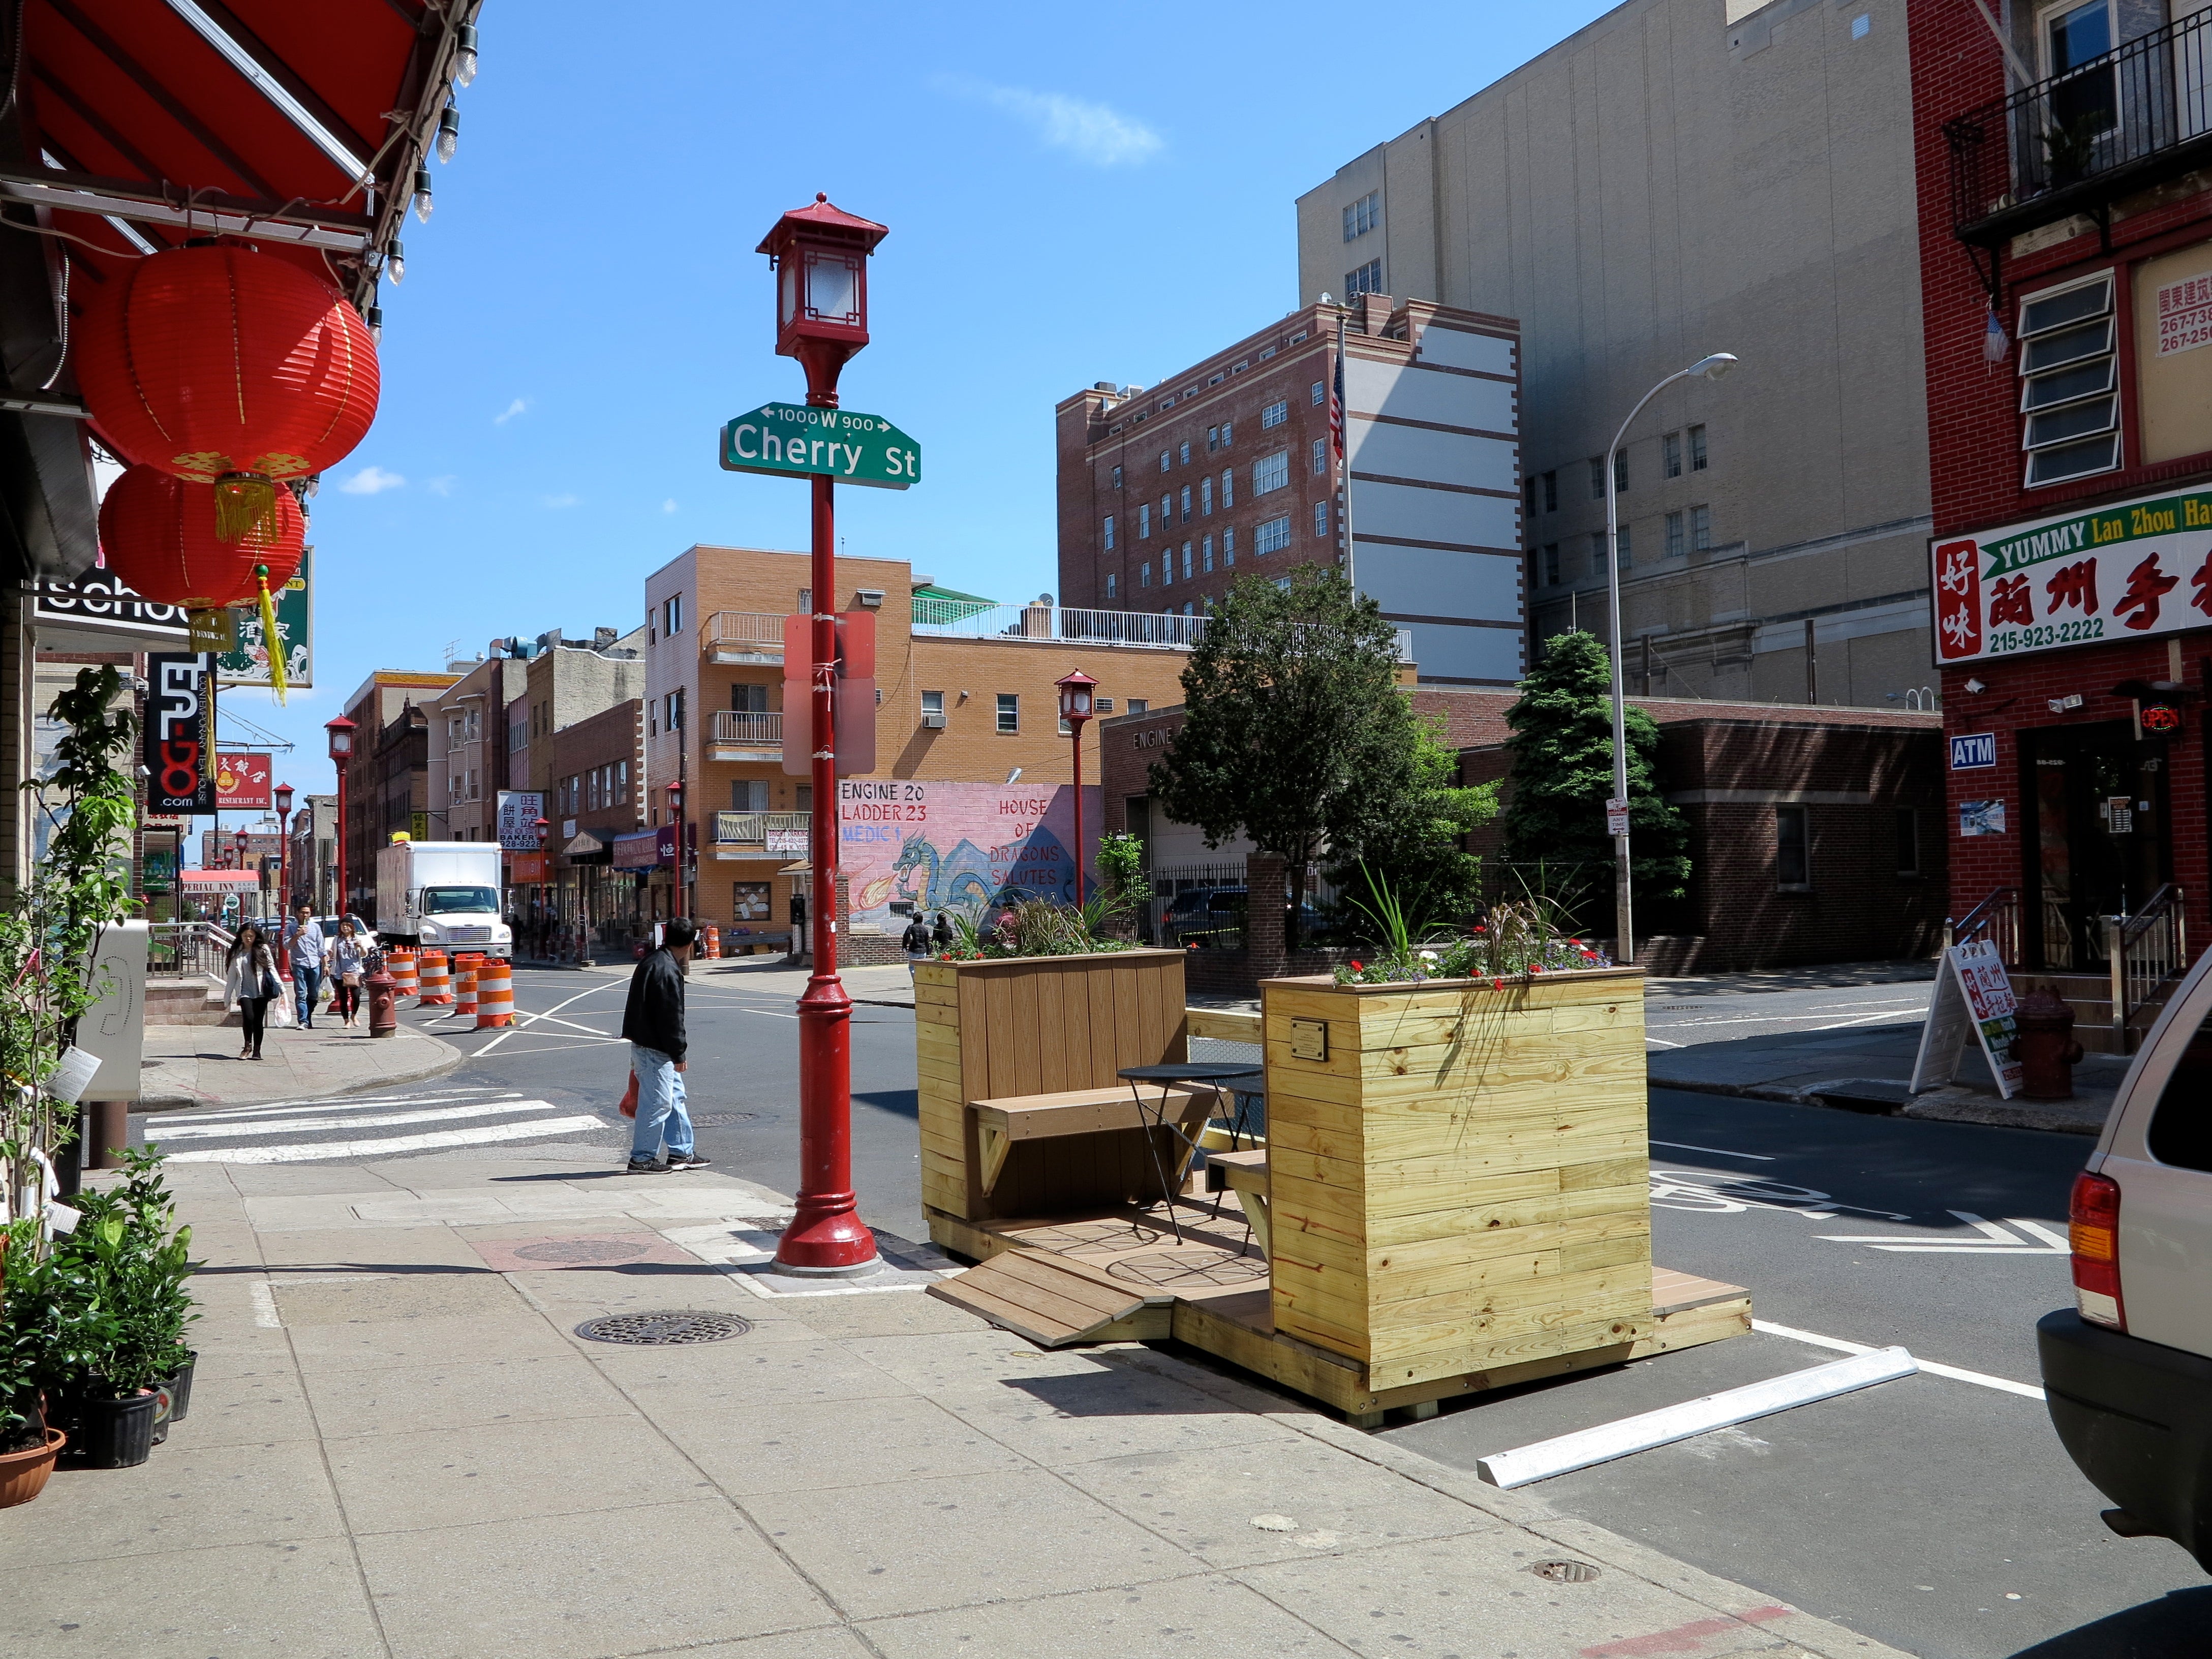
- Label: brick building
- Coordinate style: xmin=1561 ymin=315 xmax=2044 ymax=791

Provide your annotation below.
xmin=1911 ymin=1 xmax=2212 ymax=1025
xmin=1057 ymin=295 xmax=1523 ymax=685
xmin=337 ymin=669 xmax=459 ymax=919
xmin=534 ymin=697 xmax=648 ymax=957
xmin=424 ymin=651 xmax=528 ymax=845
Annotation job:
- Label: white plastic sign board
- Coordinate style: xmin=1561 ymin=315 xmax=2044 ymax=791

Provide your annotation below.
xmin=77 ymin=919 xmax=148 ymax=1102
xmin=1605 ymin=796 xmax=1630 ymax=836
xmin=1910 ymin=939 xmax=2023 ymax=1099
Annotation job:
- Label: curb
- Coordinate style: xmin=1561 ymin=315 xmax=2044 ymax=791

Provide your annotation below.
xmin=136 ymin=1028 xmax=465 ymax=1114
xmin=1649 ymin=1069 xmax=2108 ymax=1134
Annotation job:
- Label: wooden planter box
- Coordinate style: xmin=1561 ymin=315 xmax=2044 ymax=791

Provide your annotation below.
xmin=1262 ymin=967 xmax=1651 ymax=1392
xmin=915 ymin=949 xmax=1189 ymax=1227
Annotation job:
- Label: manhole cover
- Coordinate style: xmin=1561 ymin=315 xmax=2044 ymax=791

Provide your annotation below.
xmin=1022 ymin=1219 xmax=1163 ymax=1255
xmin=514 ymin=1239 xmax=651 ymax=1265
xmin=572 ymin=1310 xmax=752 ymax=1345
xmin=1106 ymin=1250 xmax=1268 ymax=1288
xmin=1532 ymin=1559 xmax=1601 ymax=1584
xmin=688 ymin=1112 xmax=756 ymax=1127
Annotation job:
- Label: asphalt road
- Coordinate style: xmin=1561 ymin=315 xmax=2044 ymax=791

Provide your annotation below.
xmin=1644 ymin=967 xmax=1939 ymax=1049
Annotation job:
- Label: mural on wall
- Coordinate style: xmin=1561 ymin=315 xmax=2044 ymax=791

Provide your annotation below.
xmin=839 ymin=781 xmax=1099 ymax=927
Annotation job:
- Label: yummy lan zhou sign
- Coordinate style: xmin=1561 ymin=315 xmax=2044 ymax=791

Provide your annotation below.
xmin=1933 ymin=484 xmax=2212 ymax=665
xmin=719 ymin=402 xmax=920 ymax=490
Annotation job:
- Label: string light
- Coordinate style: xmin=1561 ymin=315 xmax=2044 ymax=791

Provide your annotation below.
xmin=385 ymin=239 xmax=405 ymax=284
xmin=451 ymin=23 xmax=478 ymax=87
xmin=437 ymin=104 xmax=459 ymax=164
xmin=412 ymin=166 xmax=433 ymax=222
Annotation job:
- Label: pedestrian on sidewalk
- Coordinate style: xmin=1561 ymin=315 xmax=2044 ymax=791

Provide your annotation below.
xmin=931 ymin=911 xmax=954 ymax=951
xmin=325 ymin=917 xmax=367 ymax=1027
xmin=223 ymin=923 xmax=282 ymax=1060
xmin=283 ymin=903 xmax=326 ymax=1030
xmin=622 ymin=915 xmax=708 ymax=1174
xmin=901 ymin=911 xmax=934 ymax=961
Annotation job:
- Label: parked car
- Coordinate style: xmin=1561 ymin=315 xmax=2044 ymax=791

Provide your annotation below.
xmin=2038 ymin=945 xmax=2212 ymax=1572
xmin=1160 ymin=886 xmax=1325 ymax=948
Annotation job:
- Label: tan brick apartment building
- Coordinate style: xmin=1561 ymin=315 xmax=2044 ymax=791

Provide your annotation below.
xmin=643 ymin=546 xmax=1195 ymax=934
xmin=1057 ymin=294 xmax=1524 ymax=685
xmin=339 ymin=668 xmax=460 ymax=918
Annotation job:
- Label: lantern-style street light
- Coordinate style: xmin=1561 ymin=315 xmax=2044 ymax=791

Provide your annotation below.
xmin=1056 ymin=670 xmax=1098 ymax=908
xmin=759 ymin=194 xmax=889 ymax=1277
xmin=326 ymin=715 xmax=357 ymax=919
xmin=274 ymin=782 xmax=295 ymax=914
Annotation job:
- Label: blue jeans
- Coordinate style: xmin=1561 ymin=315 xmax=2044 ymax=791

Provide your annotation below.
xmin=630 ymin=1044 xmax=694 ymax=1161
xmin=292 ymin=963 xmax=323 ymax=1028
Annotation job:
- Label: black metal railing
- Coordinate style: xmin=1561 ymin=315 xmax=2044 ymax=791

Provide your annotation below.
xmin=1946 ymin=7 xmax=2212 ymax=246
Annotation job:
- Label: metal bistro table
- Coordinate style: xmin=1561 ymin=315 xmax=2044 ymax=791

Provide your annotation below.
xmin=1116 ymin=1062 xmax=1266 ymax=1243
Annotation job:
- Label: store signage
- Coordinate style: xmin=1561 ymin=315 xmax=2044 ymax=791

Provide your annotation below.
xmin=719 ymin=403 xmax=920 ymax=490
xmin=612 ymin=828 xmax=661 ymax=871
xmin=2140 ymin=701 xmax=2184 ymax=734
xmin=30 ymin=570 xmax=190 ymax=644
xmin=1959 ymin=799 xmax=2006 ymax=837
xmin=216 ymin=546 xmax=313 ymax=688
xmin=1949 ymin=732 xmax=1996 ymax=770
xmin=508 ymin=850 xmax=548 ymax=883
xmin=2156 ymin=271 xmax=2212 ymax=356
xmin=656 ymin=824 xmax=679 ymax=867
xmin=213 ymin=752 xmax=271 ymax=810
xmin=1910 ymin=939 xmax=2024 ymax=1099
xmin=766 ymin=826 xmax=809 ymax=855
xmin=1932 ymin=485 xmax=2212 ymax=664
xmin=495 ymin=790 xmax=546 ymax=850
xmin=143 ymin=654 xmax=215 ymax=814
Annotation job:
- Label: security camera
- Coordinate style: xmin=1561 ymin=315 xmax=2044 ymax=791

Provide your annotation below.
xmin=1964 ymin=678 xmax=1986 ymax=694
xmin=2049 ymin=693 xmax=2085 ymax=713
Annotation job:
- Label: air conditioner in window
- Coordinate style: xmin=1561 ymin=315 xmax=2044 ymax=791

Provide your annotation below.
xmin=923 ymin=712 xmax=946 ymax=729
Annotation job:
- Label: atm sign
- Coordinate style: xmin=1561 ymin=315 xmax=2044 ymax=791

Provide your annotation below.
xmin=1950 ymin=732 xmax=1996 ymax=770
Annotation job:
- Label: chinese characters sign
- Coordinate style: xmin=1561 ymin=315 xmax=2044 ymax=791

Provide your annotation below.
xmin=2156 ymin=271 xmax=2212 ymax=356
xmin=213 ymin=752 xmax=271 ymax=810
xmin=1931 ymin=485 xmax=2212 ymax=664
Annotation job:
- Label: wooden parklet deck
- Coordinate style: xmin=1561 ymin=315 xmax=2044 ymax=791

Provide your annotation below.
xmin=927 ymin=1197 xmax=1752 ymax=1426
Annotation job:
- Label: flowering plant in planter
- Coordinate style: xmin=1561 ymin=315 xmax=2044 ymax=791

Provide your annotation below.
xmin=931 ymin=897 xmax=1138 ymax=962
xmin=1331 ymin=866 xmax=1611 ymax=987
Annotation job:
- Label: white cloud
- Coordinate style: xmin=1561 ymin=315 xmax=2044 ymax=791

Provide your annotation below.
xmin=542 ymin=493 xmax=580 ymax=509
xmin=495 ymin=398 xmax=528 ymax=425
xmin=937 ymin=77 xmax=1161 ymax=167
xmin=339 ymin=465 xmax=405 ymax=495
xmin=426 ymin=476 xmax=456 ymax=497
xmin=662 ymin=499 xmax=678 ymax=513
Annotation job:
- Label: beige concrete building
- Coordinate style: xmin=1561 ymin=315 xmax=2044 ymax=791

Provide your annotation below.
xmin=1295 ymin=0 xmax=1933 ymax=708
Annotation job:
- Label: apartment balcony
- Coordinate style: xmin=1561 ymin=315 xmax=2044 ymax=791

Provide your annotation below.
xmin=712 ymin=810 xmax=810 ymax=857
xmin=701 ymin=611 xmax=787 ymax=665
xmin=1946 ymin=9 xmax=2212 ymax=250
xmin=708 ymin=710 xmax=782 ymax=761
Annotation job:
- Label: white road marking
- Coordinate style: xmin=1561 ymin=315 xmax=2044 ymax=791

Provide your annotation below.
xmin=1813 ymin=1211 xmax=2068 ymax=1255
xmin=1649 ymin=1170 xmax=1908 ymax=1221
xmin=1753 ymin=1318 xmax=2045 ymax=1401
xmin=163 ymin=1090 xmax=519 ymax=1124
xmin=1811 ymin=1009 xmax=1927 ymax=1032
xmin=152 ymin=1099 xmax=565 ymax=1140
xmin=1650 ymin=1139 xmax=1776 ymax=1162
xmin=1645 ymin=1036 xmax=1685 ymax=1049
xmin=741 ymin=1007 xmax=801 ymax=1021
xmin=476 ymin=979 xmax=621 ymax=1057
xmin=165 ymin=1114 xmax=609 ymax=1163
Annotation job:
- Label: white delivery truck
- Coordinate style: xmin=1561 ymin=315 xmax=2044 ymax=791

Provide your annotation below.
xmin=374 ymin=839 xmax=512 ymax=959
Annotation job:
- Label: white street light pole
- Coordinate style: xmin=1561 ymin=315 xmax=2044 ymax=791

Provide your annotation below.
xmin=1604 ymin=352 xmax=1737 ymax=965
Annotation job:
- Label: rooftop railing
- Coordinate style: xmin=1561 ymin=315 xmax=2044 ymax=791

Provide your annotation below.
xmin=909 ymin=602 xmax=1414 ymax=661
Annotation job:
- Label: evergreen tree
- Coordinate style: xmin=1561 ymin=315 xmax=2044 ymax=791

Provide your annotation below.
xmin=1499 ymin=631 xmax=1688 ymax=926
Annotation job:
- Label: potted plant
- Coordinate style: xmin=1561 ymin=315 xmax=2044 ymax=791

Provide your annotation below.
xmin=0 ymin=1221 xmax=65 ymax=1508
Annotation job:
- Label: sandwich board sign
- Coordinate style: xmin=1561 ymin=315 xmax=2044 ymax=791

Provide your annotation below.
xmin=1909 ymin=938 xmax=2023 ymax=1099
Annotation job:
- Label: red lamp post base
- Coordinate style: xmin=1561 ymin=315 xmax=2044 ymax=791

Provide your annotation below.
xmin=773 ymin=960 xmax=881 ymax=1276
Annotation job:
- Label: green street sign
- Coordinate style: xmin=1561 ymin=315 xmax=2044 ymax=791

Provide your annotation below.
xmin=720 ymin=403 xmax=920 ymax=490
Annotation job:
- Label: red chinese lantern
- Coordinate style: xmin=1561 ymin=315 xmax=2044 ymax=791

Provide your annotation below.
xmin=98 ymin=465 xmax=303 ymax=609
xmin=75 ymin=243 xmax=379 ymax=542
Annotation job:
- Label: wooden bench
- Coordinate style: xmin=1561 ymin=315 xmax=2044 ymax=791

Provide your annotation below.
xmin=1204 ymin=1148 xmax=1271 ymax=1260
xmin=971 ymin=1084 xmax=1216 ymax=1197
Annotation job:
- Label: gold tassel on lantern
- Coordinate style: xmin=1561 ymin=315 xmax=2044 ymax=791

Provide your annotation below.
xmin=255 ymin=563 xmax=288 ymax=704
xmin=214 ymin=472 xmax=280 ymax=543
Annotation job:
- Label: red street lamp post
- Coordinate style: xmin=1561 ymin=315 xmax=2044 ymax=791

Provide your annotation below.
xmin=1056 ymin=670 xmax=1097 ymax=906
xmin=760 ymin=194 xmax=887 ymax=1277
xmin=326 ymin=716 xmax=357 ymax=920
xmin=274 ymin=782 xmax=295 ymax=913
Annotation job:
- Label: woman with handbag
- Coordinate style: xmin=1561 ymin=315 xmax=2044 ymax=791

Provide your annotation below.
xmin=325 ymin=917 xmax=367 ymax=1028
xmin=223 ymin=923 xmax=282 ymax=1060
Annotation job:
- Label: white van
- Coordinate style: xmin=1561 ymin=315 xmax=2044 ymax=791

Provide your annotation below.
xmin=2040 ymin=945 xmax=2212 ymax=1572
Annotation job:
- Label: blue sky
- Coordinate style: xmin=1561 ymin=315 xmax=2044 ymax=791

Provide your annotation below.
xmin=228 ymin=1 xmax=1612 ymax=802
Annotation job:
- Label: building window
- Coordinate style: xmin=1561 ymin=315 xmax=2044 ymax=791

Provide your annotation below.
xmin=732 ymin=683 xmax=769 ymax=713
xmin=662 ymin=593 xmax=683 ymax=637
xmin=1342 ymin=190 xmax=1378 ymax=241
xmin=1275 ymin=576 xmax=1293 ymax=593
xmin=1202 ymin=534 xmax=1214 ymax=572
xmin=1182 ymin=543 xmax=1193 ymax=580
xmin=665 ymin=689 xmax=684 ymax=731
xmin=1111 ymin=463 xmax=1122 ymax=489
xmin=1221 ymin=469 xmax=1234 ymax=508
xmin=1220 ymin=420 xmax=1232 ymax=446
xmin=1160 ymin=449 xmax=1171 ymax=474
xmin=1103 ymin=514 xmax=1115 ymax=550
xmin=2018 ymin=270 xmax=2121 ymax=487
xmin=1617 ymin=524 xmax=1632 ymax=567
xmin=1345 ymin=257 xmax=1382 ymax=299
xmin=798 ymin=588 xmax=811 ymax=614
xmin=1588 ymin=457 xmax=1605 ymax=500
xmin=1524 ymin=476 xmax=1538 ymax=514
xmin=1179 ymin=441 xmax=1190 ymax=466
xmin=1137 ymin=503 xmax=1150 ymax=538
xmin=1665 ymin=512 xmax=1684 ymax=559
xmin=1663 ymin=432 xmax=1682 ymax=478
xmin=1311 ymin=381 xmax=1325 ymax=407
xmin=1692 ymin=504 xmax=1712 ymax=551
xmin=1160 ymin=494 xmax=1171 ymax=527
xmin=1895 ymin=808 xmax=1920 ymax=877
xmin=1160 ymin=549 xmax=1172 ymax=586
xmin=1256 ymin=516 xmax=1292 ymax=556
xmin=1776 ymin=805 xmax=1811 ymax=889
xmin=1590 ymin=531 xmax=1608 ymax=572
xmin=1207 ymin=425 xmax=1218 ymax=451
xmin=1201 ymin=476 xmax=1213 ymax=515
xmin=1128 ymin=699 xmax=1148 ymax=715
xmin=1222 ymin=527 xmax=1235 ymax=565
xmin=1141 ymin=561 xmax=1152 ymax=588
xmin=1311 ymin=437 xmax=1327 ymax=476
xmin=1253 ymin=451 xmax=1290 ymax=495
xmin=1262 ymin=399 xmax=1289 ymax=429
xmin=1543 ymin=543 xmax=1560 ymax=586
xmin=1543 ymin=470 xmax=1557 ymax=512
xmin=1313 ymin=500 xmax=1329 ymax=537
xmin=1179 ymin=484 xmax=1192 ymax=522
xmin=731 ymin=778 xmax=769 ymax=812
xmin=995 ymin=694 xmax=1019 ymax=734
xmin=1105 ymin=572 xmax=1118 ymax=600
xmin=1689 ymin=424 xmax=1708 ymax=471
xmin=1614 ymin=449 xmax=1628 ymax=493
xmin=617 ymin=759 xmax=628 ymax=803
xmin=509 ymin=719 xmax=526 ymax=753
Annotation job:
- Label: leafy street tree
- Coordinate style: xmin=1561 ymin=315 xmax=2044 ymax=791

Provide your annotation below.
xmin=1499 ymin=630 xmax=1689 ymax=931
xmin=1324 ymin=713 xmax=1498 ymax=936
xmin=1149 ymin=566 xmax=1427 ymax=948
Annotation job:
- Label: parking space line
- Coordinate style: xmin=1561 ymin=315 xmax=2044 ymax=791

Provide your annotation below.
xmin=1649 ymin=1139 xmax=1775 ymax=1161
xmin=1752 ymin=1317 xmax=2045 ymax=1400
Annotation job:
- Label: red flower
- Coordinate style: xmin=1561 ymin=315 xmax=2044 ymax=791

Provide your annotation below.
xmin=1531 ymin=964 xmax=1545 ymax=973
xmin=1492 ymin=977 xmax=1504 ymax=990
xmin=1349 ymin=960 xmax=1363 ymax=970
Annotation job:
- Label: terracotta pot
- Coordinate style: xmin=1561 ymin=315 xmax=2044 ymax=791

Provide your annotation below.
xmin=0 ymin=1428 xmax=66 ymax=1508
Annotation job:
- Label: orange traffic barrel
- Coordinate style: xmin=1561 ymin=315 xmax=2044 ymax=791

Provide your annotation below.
xmin=388 ymin=951 xmax=418 ymax=999
xmin=454 ymin=955 xmax=480 ymax=1018
xmin=474 ymin=958 xmax=513 ymax=1029
xmin=703 ymin=925 xmax=720 ymax=959
xmin=417 ymin=950 xmax=451 ymax=1005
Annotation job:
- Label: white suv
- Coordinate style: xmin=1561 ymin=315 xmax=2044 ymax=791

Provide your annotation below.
xmin=2041 ymin=946 xmax=2212 ymax=1572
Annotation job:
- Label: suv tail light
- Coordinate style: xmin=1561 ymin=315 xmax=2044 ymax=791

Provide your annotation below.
xmin=2070 ymin=1171 xmax=2126 ymax=1330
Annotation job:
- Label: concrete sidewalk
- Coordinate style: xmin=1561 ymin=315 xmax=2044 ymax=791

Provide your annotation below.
xmin=1 ymin=1145 xmax=1910 ymax=1659
xmin=140 ymin=1018 xmax=463 ymax=1111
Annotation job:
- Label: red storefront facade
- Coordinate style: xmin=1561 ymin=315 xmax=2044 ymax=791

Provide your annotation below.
xmin=1912 ymin=3 xmax=2212 ymax=1018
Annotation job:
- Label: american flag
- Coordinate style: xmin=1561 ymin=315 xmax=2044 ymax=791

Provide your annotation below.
xmin=1329 ymin=325 xmax=1346 ymax=459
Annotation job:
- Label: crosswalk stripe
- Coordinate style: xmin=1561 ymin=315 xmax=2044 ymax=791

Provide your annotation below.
xmin=149 ymin=1099 xmax=569 ymax=1141
xmin=168 ymin=1089 xmax=513 ymax=1123
xmin=163 ymin=1114 xmax=611 ymax=1164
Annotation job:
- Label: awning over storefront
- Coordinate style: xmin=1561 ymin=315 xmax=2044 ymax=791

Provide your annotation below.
xmin=563 ymin=830 xmax=615 ymax=865
xmin=611 ymin=830 xmax=662 ymax=871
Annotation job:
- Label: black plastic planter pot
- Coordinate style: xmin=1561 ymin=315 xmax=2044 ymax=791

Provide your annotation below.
xmin=64 ymin=1390 xmax=158 ymax=1468
xmin=166 ymin=1353 xmax=197 ymax=1424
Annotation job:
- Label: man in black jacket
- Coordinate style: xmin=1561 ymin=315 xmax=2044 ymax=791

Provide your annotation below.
xmin=900 ymin=912 xmax=934 ymax=960
xmin=623 ymin=917 xmax=708 ymax=1173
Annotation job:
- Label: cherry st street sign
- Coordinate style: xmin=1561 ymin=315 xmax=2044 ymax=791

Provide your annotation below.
xmin=719 ymin=402 xmax=920 ymax=490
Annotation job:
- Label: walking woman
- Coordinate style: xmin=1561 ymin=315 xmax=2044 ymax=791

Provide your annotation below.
xmin=326 ymin=917 xmax=367 ymax=1027
xmin=223 ymin=921 xmax=282 ymax=1061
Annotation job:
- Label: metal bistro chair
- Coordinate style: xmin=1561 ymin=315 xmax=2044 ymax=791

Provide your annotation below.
xmin=1115 ymin=1062 xmax=1265 ymax=1245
